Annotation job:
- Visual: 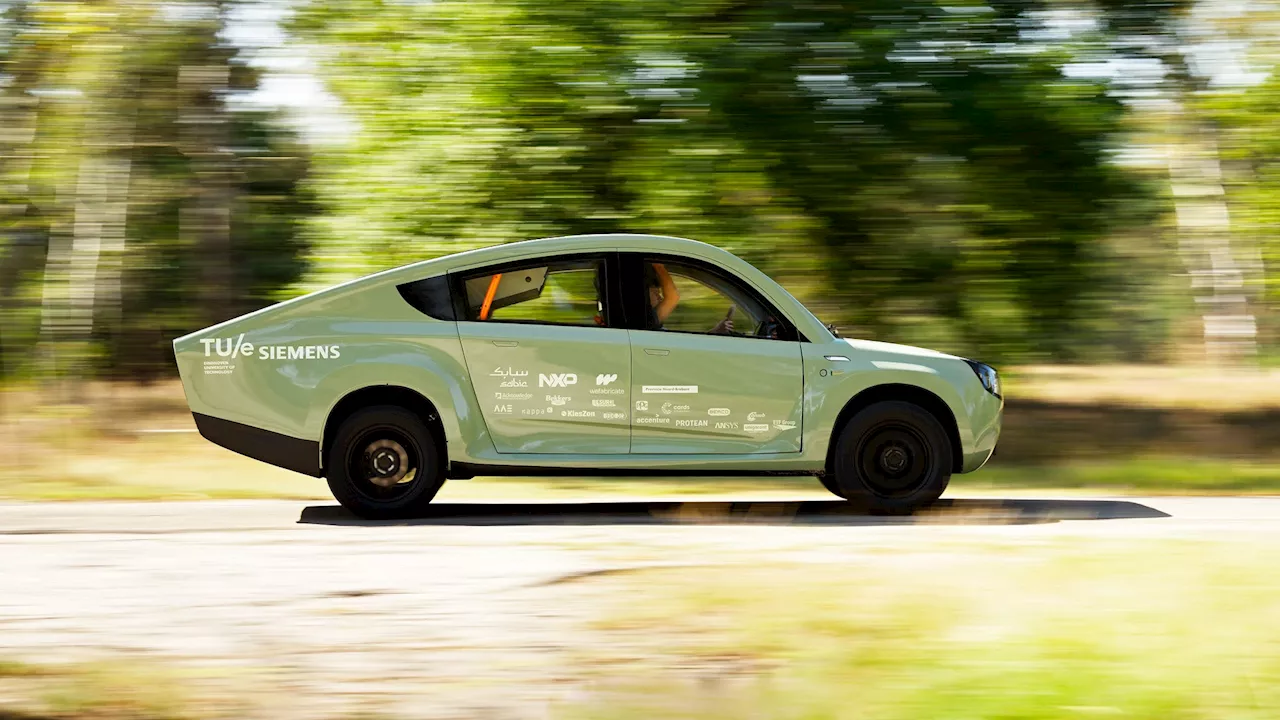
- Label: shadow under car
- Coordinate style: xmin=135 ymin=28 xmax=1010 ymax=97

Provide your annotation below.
xmin=298 ymin=497 xmax=1171 ymax=527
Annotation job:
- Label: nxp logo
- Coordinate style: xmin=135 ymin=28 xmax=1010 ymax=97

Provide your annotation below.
xmin=539 ymin=373 xmax=578 ymax=388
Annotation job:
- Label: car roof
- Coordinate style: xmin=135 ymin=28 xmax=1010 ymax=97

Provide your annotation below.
xmin=412 ymin=233 xmax=730 ymax=272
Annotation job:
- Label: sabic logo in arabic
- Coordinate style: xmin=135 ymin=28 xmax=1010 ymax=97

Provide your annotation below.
xmin=490 ymin=367 xmax=529 ymax=378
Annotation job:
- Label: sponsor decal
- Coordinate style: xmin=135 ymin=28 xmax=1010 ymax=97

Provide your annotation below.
xmin=499 ymin=378 xmax=528 ymax=388
xmin=539 ymin=373 xmax=578 ymax=388
xmin=772 ymin=420 xmax=797 ymax=430
xmin=199 ymin=334 xmax=342 ymax=374
xmin=675 ymin=419 xmax=709 ymax=428
xmin=661 ymin=402 xmax=673 ymax=415
xmin=592 ymin=399 xmax=617 ymax=408
xmin=747 ymin=412 xmax=766 ymax=422
xmin=545 ymin=394 xmax=571 ymax=406
xmin=714 ymin=421 xmax=740 ymax=430
xmin=561 ymin=409 xmax=596 ymax=418
xmin=490 ymin=367 xmax=529 ymax=378
xmin=595 ymin=373 xmax=618 ymax=386
xmin=201 ymin=336 xmax=252 ymax=359
xmin=589 ymin=387 xmax=625 ymax=395
xmin=635 ymin=400 xmax=649 ymax=412
xmin=493 ymin=404 xmax=513 ymax=414
xmin=495 ymin=392 xmax=533 ymax=401
xmin=708 ymin=408 xmax=731 ymax=417
xmin=744 ymin=423 xmax=769 ymax=433
xmin=258 ymin=345 xmax=340 ymax=361
xmin=642 ymin=385 xmax=698 ymax=394
xmin=202 ymin=360 xmax=235 ymax=376
xmin=602 ymin=412 xmax=627 ymax=420
xmin=521 ymin=407 xmax=553 ymax=416
xmin=635 ymin=416 xmax=671 ymax=425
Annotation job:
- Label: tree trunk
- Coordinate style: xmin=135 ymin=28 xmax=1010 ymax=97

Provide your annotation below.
xmin=1168 ymin=116 xmax=1260 ymax=364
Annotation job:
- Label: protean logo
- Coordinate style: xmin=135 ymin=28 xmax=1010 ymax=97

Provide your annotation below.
xmin=596 ymin=373 xmax=618 ymax=386
xmin=539 ymin=373 xmax=578 ymax=388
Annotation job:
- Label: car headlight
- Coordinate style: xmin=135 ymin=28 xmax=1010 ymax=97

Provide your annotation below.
xmin=964 ymin=359 xmax=1000 ymax=398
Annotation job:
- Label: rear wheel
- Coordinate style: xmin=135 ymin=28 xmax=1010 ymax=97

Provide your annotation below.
xmin=326 ymin=406 xmax=444 ymax=519
xmin=832 ymin=401 xmax=951 ymax=513
xmin=817 ymin=473 xmax=846 ymax=499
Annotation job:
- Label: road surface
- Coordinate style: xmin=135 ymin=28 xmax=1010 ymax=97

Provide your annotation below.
xmin=1 ymin=496 xmax=1276 ymax=717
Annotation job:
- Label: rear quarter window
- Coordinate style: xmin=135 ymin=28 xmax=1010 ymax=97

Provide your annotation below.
xmin=397 ymin=275 xmax=455 ymax=320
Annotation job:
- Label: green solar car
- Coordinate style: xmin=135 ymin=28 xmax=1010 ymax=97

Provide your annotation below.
xmin=174 ymin=234 xmax=1002 ymax=518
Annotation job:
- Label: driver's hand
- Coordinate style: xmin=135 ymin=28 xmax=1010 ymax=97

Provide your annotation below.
xmin=712 ymin=318 xmax=734 ymax=334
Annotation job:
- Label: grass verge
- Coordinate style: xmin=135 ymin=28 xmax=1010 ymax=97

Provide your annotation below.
xmin=558 ymin=540 xmax=1280 ymax=719
xmin=1 ymin=427 xmax=1277 ymax=502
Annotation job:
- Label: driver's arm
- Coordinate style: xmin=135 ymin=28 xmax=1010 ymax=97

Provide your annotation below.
xmin=652 ymin=263 xmax=680 ymax=323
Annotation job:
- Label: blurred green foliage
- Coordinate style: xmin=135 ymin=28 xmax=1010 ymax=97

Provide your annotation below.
xmin=1 ymin=0 xmax=1278 ymax=381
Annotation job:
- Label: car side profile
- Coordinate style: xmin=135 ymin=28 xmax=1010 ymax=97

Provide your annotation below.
xmin=173 ymin=234 xmax=1002 ymax=518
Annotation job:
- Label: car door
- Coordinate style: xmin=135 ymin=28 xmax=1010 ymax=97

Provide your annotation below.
xmin=624 ymin=254 xmax=804 ymax=454
xmin=454 ymin=253 xmax=631 ymax=454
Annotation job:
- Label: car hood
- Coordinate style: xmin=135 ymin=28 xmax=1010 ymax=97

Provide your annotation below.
xmin=842 ymin=338 xmax=962 ymax=362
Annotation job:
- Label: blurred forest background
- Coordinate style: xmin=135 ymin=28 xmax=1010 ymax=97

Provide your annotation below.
xmin=2 ymin=0 xmax=1280 ymax=386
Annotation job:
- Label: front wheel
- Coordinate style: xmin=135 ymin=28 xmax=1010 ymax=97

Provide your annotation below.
xmin=326 ymin=406 xmax=444 ymax=519
xmin=817 ymin=473 xmax=846 ymax=499
xmin=832 ymin=401 xmax=952 ymax=513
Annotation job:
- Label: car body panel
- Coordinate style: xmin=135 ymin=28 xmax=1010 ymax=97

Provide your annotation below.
xmin=173 ymin=233 xmax=1001 ymax=477
xmin=457 ymin=321 xmax=632 ymax=453
xmin=628 ymin=330 xmax=804 ymax=453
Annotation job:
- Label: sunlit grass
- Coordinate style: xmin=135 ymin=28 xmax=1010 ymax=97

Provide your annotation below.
xmin=2 ymin=373 xmax=1279 ymax=501
xmin=558 ymin=541 xmax=1280 ymax=719
xmin=2 ymin=426 xmax=1277 ymax=501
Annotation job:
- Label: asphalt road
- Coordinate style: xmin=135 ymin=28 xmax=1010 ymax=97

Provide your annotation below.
xmin=1 ymin=496 xmax=1277 ymax=718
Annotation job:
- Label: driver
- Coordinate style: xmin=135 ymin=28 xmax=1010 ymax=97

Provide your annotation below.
xmin=646 ymin=262 xmax=735 ymax=334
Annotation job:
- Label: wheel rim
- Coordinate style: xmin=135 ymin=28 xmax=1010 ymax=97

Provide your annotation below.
xmin=855 ymin=420 xmax=933 ymax=499
xmin=346 ymin=424 xmax=423 ymax=502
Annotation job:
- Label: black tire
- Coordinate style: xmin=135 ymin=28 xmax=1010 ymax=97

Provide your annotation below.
xmin=326 ymin=405 xmax=444 ymax=519
xmin=817 ymin=473 xmax=847 ymax=499
xmin=832 ymin=400 xmax=952 ymax=513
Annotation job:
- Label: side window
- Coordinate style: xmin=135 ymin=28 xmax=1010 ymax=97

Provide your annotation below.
xmin=460 ymin=257 xmax=606 ymax=327
xmin=643 ymin=259 xmax=791 ymax=340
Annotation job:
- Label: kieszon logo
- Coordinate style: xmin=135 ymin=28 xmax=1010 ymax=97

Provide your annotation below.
xmin=539 ymin=373 xmax=578 ymax=388
xmin=201 ymin=334 xmax=340 ymax=361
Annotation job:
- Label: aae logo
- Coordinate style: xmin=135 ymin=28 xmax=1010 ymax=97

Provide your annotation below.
xmin=539 ymin=373 xmax=578 ymax=388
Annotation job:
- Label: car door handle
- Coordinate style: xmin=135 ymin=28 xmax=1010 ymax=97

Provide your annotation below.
xmin=643 ymin=348 xmax=670 ymax=356
xmin=492 ymin=340 xmax=518 ymax=347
